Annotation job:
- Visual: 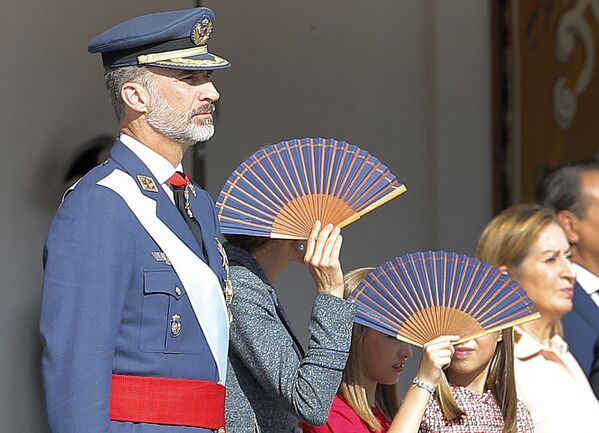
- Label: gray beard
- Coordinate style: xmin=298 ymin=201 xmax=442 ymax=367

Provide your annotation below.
xmin=146 ymin=96 xmax=215 ymax=146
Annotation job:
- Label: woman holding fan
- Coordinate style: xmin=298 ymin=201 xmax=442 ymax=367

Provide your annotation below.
xmin=215 ymin=137 xmax=407 ymax=432
xmin=477 ymin=204 xmax=599 ymax=433
xmin=224 ymin=221 xmax=356 ymax=433
xmin=304 ymin=263 xmax=535 ymax=433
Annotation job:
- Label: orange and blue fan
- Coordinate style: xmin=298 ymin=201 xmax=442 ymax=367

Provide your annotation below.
xmin=348 ymin=251 xmax=540 ymax=347
xmin=216 ymin=137 xmax=407 ymax=239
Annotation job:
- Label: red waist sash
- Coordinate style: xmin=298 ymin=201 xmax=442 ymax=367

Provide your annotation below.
xmin=110 ymin=374 xmax=225 ymax=430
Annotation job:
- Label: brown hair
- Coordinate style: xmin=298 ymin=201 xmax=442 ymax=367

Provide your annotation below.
xmin=339 ymin=268 xmax=401 ymax=431
xmin=476 ymin=203 xmax=562 ymax=336
xmin=435 ymin=329 xmax=517 ymax=433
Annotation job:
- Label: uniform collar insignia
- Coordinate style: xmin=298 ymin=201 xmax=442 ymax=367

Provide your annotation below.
xmin=137 ymin=175 xmax=159 ymax=192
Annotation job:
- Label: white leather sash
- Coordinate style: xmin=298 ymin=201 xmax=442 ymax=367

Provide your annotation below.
xmin=97 ymin=169 xmax=229 ymax=383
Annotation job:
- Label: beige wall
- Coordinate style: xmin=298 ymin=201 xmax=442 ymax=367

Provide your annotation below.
xmin=0 ymin=1 xmax=490 ymax=430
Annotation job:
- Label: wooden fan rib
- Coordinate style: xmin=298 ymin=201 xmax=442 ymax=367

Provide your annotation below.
xmin=272 ymin=144 xmax=302 ymax=200
xmin=359 ymin=285 xmax=413 ymax=322
xmin=352 ymin=178 xmax=398 ymax=210
xmin=297 ymin=139 xmax=314 ymax=195
xmin=220 ymin=183 xmax=283 ymax=216
xmin=467 ymin=275 xmax=517 ymax=322
xmin=376 ymin=264 xmax=424 ymax=318
xmin=358 ymin=301 xmax=428 ymax=347
xmin=330 ymin=142 xmax=351 ymax=197
xmin=312 ymin=139 xmax=322 ymax=195
xmin=459 ymin=262 xmax=505 ymax=318
xmin=353 ymin=185 xmax=407 ymax=218
xmin=404 ymin=254 xmax=439 ymax=338
xmin=323 ymin=140 xmax=339 ymax=197
xmin=417 ymin=253 xmax=441 ymax=337
xmin=360 ymin=276 xmax=415 ymax=324
xmin=241 ymin=159 xmax=292 ymax=209
xmin=392 ymin=259 xmax=439 ymax=340
xmin=476 ymin=294 xmax=537 ymax=327
xmin=221 ymin=215 xmax=270 ymax=234
xmin=483 ymin=312 xmax=541 ymax=334
xmin=387 ymin=259 xmax=429 ymax=318
xmin=357 ymin=301 xmax=407 ymax=328
xmin=261 ymin=148 xmax=298 ymax=204
xmin=338 ymin=152 xmax=371 ymax=204
xmin=333 ymin=147 xmax=361 ymax=202
xmin=218 ymin=208 xmax=275 ymax=227
xmin=443 ymin=254 xmax=468 ymax=336
xmin=341 ymin=160 xmax=380 ymax=204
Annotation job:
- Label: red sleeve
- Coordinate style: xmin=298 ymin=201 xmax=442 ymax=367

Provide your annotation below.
xmin=301 ymin=396 xmax=369 ymax=433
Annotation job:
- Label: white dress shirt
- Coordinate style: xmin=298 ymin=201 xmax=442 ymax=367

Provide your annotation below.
xmin=119 ymin=133 xmax=183 ymax=204
xmin=573 ymin=263 xmax=599 ymax=309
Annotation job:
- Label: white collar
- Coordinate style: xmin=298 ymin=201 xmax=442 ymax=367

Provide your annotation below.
xmin=573 ymin=263 xmax=599 ymax=295
xmin=119 ymin=133 xmax=183 ymax=185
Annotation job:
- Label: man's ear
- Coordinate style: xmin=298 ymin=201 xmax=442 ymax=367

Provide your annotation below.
xmin=557 ymin=210 xmax=580 ymax=244
xmin=120 ymin=81 xmax=151 ymax=115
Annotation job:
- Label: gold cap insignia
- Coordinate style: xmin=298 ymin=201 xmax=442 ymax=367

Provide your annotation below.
xmin=191 ymin=16 xmax=213 ymax=46
xmin=137 ymin=175 xmax=158 ymax=192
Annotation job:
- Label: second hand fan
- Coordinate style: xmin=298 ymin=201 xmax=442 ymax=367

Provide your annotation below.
xmin=216 ymin=137 xmax=406 ymax=239
xmin=348 ymin=251 xmax=540 ymax=347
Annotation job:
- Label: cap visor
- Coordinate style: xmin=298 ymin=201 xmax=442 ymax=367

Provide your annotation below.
xmin=150 ymin=52 xmax=230 ymax=70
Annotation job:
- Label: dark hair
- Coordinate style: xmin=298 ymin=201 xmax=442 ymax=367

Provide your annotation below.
xmin=539 ymin=160 xmax=599 ymax=218
xmin=104 ymin=66 xmax=153 ymax=122
xmin=224 ymin=234 xmax=270 ymax=252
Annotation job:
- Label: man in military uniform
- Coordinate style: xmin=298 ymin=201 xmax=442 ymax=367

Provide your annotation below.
xmin=40 ymin=7 xmax=231 ymax=432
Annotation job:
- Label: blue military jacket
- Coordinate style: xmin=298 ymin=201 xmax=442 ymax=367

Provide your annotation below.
xmin=40 ymin=140 xmax=228 ymax=433
xmin=563 ymin=281 xmax=599 ymax=374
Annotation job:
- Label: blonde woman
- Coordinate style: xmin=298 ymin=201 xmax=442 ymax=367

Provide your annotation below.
xmin=477 ymin=203 xmax=599 ymax=433
xmin=303 ymin=268 xmax=456 ymax=433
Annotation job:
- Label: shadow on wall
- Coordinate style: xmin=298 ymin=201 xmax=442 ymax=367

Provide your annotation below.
xmin=29 ymin=134 xmax=114 ymax=214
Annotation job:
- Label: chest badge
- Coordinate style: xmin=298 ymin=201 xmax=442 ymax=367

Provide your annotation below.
xmin=170 ymin=314 xmax=182 ymax=337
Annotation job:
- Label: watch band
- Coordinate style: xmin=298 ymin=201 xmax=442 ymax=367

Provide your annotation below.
xmin=412 ymin=377 xmax=436 ymax=395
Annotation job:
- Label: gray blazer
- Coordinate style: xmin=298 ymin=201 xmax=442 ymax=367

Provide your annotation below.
xmin=224 ymin=243 xmax=356 ymax=433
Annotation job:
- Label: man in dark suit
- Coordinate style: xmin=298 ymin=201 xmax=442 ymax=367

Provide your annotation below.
xmin=541 ymin=161 xmax=599 ymax=396
xmin=40 ymin=8 xmax=232 ymax=432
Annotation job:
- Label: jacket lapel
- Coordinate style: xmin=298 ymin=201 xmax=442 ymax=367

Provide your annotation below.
xmin=109 ymin=140 xmax=204 ymax=259
xmin=574 ymin=281 xmax=599 ymax=331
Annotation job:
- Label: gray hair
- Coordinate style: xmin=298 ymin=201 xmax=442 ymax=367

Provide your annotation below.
xmin=103 ymin=66 xmax=153 ymax=122
xmin=540 ymin=160 xmax=599 ymax=218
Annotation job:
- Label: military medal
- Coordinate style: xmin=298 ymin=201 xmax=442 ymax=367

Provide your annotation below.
xmin=183 ymin=184 xmax=194 ymax=218
xmin=215 ymin=238 xmax=233 ymax=323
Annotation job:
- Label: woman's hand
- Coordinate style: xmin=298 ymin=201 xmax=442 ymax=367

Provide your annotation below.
xmin=416 ymin=335 xmax=459 ymax=386
xmin=303 ymin=221 xmax=344 ymax=298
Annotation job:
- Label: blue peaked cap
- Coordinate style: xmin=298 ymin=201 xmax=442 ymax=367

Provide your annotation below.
xmin=88 ymin=7 xmax=230 ymax=70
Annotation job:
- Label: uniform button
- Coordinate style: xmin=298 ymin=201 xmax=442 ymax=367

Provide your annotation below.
xmin=175 ymin=286 xmax=182 ymax=296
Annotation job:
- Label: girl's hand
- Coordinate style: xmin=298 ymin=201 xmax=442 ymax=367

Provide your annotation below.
xmin=416 ymin=335 xmax=459 ymax=386
xmin=303 ymin=221 xmax=344 ymax=298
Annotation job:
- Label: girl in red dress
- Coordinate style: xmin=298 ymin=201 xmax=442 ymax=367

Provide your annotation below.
xmin=304 ymin=267 xmax=535 ymax=433
xmin=302 ymin=268 xmax=456 ymax=433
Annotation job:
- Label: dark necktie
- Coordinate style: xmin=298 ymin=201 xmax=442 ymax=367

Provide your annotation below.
xmin=167 ymin=171 xmax=204 ymax=253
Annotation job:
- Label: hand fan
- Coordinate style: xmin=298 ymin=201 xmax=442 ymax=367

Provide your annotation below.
xmin=348 ymin=251 xmax=540 ymax=347
xmin=216 ymin=137 xmax=406 ymax=239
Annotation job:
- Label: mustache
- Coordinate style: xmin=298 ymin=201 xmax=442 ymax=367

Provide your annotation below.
xmin=191 ymin=104 xmax=215 ymax=116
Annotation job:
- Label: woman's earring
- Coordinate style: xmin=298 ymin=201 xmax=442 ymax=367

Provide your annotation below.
xmin=297 ymin=242 xmax=306 ymax=253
